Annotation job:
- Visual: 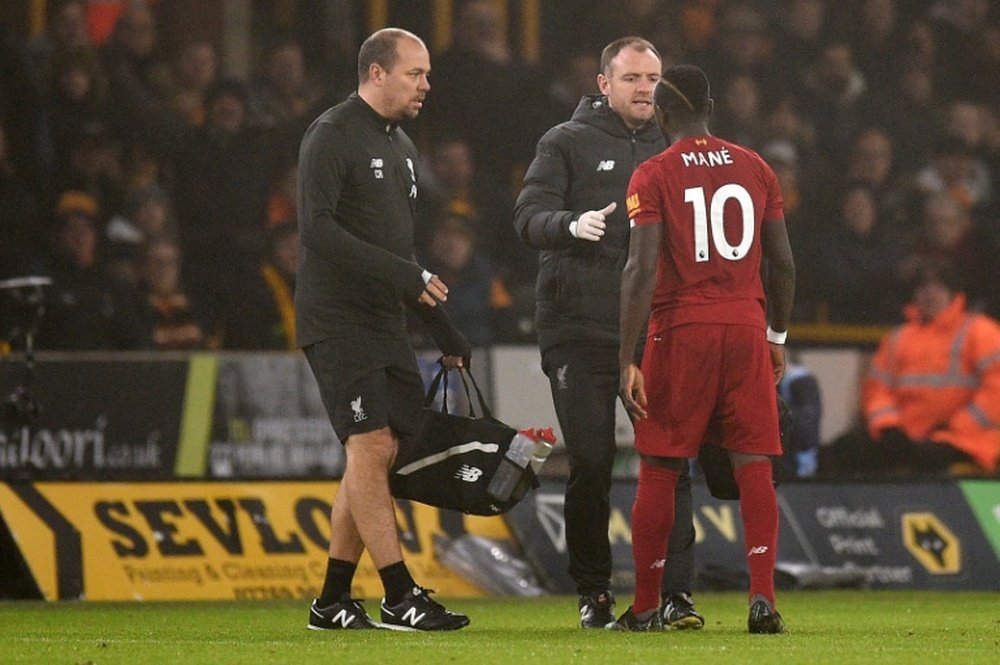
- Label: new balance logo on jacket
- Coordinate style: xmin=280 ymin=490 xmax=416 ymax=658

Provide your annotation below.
xmin=596 ymin=160 xmax=616 ymax=171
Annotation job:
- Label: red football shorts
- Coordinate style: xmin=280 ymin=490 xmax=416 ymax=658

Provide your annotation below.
xmin=634 ymin=323 xmax=781 ymax=458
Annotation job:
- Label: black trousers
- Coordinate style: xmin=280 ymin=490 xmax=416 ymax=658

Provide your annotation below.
xmin=542 ymin=343 xmax=696 ymax=596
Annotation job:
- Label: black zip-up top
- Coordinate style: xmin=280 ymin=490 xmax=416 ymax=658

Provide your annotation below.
xmin=295 ymin=93 xmax=426 ymax=347
xmin=513 ymin=94 xmax=666 ymax=352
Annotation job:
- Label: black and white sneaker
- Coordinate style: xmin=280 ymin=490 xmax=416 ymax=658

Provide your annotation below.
xmin=579 ymin=590 xmax=616 ymax=628
xmin=608 ymin=606 xmax=664 ymax=632
xmin=661 ymin=593 xmax=705 ymax=630
xmin=307 ymin=598 xmax=380 ymax=630
xmin=380 ymin=586 xmax=470 ymax=631
xmin=748 ymin=599 xmax=786 ymax=634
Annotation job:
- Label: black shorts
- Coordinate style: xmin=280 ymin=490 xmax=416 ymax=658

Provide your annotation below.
xmin=304 ymin=337 xmax=424 ymax=443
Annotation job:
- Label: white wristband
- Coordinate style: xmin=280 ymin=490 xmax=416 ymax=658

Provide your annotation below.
xmin=766 ymin=326 xmax=787 ymax=344
xmin=421 ymin=269 xmax=433 ymax=285
xmin=568 ymin=220 xmax=579 ymax=238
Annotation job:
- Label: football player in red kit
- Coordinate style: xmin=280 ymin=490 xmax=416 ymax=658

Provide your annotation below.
xmin=616 ymin=65 xmax=795 ymax=634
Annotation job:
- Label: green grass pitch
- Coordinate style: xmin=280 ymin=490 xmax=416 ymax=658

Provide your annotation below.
xmin=1 ymin=591 xmax=998 ymax=664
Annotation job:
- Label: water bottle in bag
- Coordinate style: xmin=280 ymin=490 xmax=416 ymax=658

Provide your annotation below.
xmin=529 ymin=427 xmax=556 ymax=475
xmin=487 ymin=430 xmax=536 ymax=502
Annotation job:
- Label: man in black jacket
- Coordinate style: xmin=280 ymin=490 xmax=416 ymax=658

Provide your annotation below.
xmin=513 ymin=37 xmax=703 ymax=630
xmin=296 ymin=28 xmax=470 ymax=632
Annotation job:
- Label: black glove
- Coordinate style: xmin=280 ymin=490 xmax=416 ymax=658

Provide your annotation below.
xmin=878 ymin=427 xmax=912 ymax=451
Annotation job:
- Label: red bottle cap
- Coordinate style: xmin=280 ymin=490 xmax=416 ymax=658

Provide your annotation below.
xmin=537 ymin=427 xmax=557 ymax=444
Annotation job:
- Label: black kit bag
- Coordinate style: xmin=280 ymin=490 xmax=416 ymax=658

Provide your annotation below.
xmin=390 ymin=365 xmax=539 ymax=515
xmin=697 ymin=395 xmax=794 ymax=500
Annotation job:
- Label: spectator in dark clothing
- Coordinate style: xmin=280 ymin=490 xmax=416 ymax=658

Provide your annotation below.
xmin=23 ymin=0 xmax=92 ymax=97
xmin=901 ymin=192 xmax=989 ymax=309
xmin=544 ymin=50 xmax=601 ymax=129
xmin=1 ymin=27 xmax=41 ymax=183
xmin=914 ymin=132 xmax=993 ymax=213
xmin=713 ymin=74 xmax=767 ymax=150
xmin=872 ymin=66 xmax=942 ymax=177
xmin=425 ymin=0 xmax=548 ymax=196
xmin=927 ymin=0 xmax=994 ymax=103
xmin=420 ymin=213 xmax=513 ymax=347
xmin=155 ymin=40 xmax=219 ymax=130
xmin=773 ymin=0 xmax=830 ymax=87
xmin=101 ymin=3 xmax=175 ymax=158
xmin=104 ymin=183 xmax=178 ymax=287
xmin=843 ymin=127 xmax=910 ymax=231
xmin=762 ymin=92 xmax=826 ymax=195
xmin=33 ymin=191 xmax=142 ymax=350
xmin=418 ymin=136 xmax=529 ymax=288
xmin=48 ymin=119 xmax=126 ymax=227
xmin=760 ymin=139 xmax=822 ymax=321
xmin=0 ymin=119 xmax=42 ymax=279
xmin=35 ymin=45 xmax=111 ymax=180
xmin=249 ymin=36 xmax=335 ymax=156
xmin=849 ymin=0 xmax=906 ymax=91
xmin=811 ymin=181 xmax=908 ymax=324
xmin=697 ymin=3 xmax=780 ymax=99
xmin=799 ymin=41 xmax=876 ymax=159
xmin=219 ymin=222 xmax=298 ymax=351
xmin=172 ymin=77 xmax=270 ymax=315
xmin=132 ymin=237 xmax=215 ymax=350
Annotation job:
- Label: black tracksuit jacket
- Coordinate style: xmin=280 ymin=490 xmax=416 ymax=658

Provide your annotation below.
xmin=513 ymin=94 xmax=665 ymax=353
xmin=295 ymin=93 xmax=468 ymax=356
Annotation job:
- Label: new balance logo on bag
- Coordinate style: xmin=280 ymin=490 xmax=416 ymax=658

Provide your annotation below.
xmin=454 ymin=465 xmax=483 ymax=482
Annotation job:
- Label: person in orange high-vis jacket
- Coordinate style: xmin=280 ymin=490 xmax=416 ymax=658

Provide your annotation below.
xmin=821 ymin=260 xmax=1000 ymax=476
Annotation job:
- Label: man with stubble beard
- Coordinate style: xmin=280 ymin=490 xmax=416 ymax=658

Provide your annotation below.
xmin=297 ymin=28 xmax=470 ymax=632
xmin=514 ymin=37 xmax=703 ymax=630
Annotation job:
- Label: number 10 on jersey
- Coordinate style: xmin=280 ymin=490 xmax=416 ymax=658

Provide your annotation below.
xmin=685 ymin=184 xmax=755 ymax=262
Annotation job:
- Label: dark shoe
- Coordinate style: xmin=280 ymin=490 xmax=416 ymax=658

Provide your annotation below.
xmin=608 ymin=606 xmax=663 ymax=632
xmin=661 ymin=593 xmax=705 ymax=630
xmin=307 ymin=597 xmax=379 ymax=630
xmin=748 ymin=599 xmax=786 ymax=634
xmin=579 ymin=590 xmax=616 ymax=628
xmin=380 ymin=586 xmax=470 ymax=631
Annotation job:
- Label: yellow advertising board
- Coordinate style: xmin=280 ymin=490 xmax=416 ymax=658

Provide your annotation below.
xmin=0 ymin=481 xmax=512 ymax=601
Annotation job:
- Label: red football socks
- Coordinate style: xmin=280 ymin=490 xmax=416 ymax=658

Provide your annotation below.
xmin=734 ymin=460 xmax=778 ymax=608
xmin=631 ymin=460 xmax=680 ymax=614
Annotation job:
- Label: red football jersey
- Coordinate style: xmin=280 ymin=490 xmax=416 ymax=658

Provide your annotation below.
xmin=626 ymin=134 xmax=784 ymax=335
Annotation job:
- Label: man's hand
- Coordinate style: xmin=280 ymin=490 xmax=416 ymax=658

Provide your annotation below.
xmin=570 ymin=202 xmax=616 ymax=241
xmin=768 ymin=342 xmax=786 ymax=385
xmin=418 ymin=272 xmax=448 ymax=307
xmin=620 ymin=363 xmax=648 ymax=420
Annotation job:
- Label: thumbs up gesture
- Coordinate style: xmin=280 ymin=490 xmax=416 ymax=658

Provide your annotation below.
xmin=569 ymin=202 xmax=616 ymax=242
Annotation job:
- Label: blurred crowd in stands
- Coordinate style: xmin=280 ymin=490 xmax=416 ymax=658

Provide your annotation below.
xmin=0 ymin=0 xmax=997 ymax=352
